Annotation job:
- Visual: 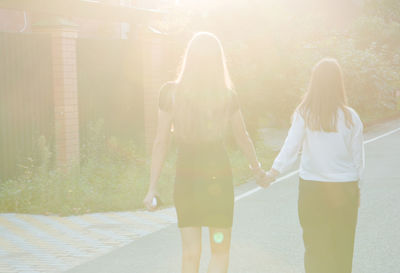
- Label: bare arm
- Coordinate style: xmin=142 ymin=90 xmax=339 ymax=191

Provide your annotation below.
xmin=231 ymin=110 xmax=264 ymax=177
xmin=143 ymin=109 xmax=173 ymax=210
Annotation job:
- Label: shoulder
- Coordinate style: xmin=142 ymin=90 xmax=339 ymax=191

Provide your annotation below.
xmin=344 ymin=106 xmax=364 ymax=131
xmin=344 ymin=106 xmax=359 ymax=116
xmin=159 ymin=81 xmax=177 ymax=112
xmin=160 ymin=81 xmax=177 ymax=96
xmin=345 ymin=106 xmax=362 ymax=123
xmin=292 ymin=109 xmax=305 ymax=124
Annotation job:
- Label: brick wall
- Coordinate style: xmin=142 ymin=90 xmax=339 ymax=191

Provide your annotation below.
xmin=34 ymin=22 xmax=80 ymax=166
xmin=52 ymin=30 xmax=80 ymax=165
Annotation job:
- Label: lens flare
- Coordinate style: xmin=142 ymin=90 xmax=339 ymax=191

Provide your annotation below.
xmin=213 ymin=232 xmax=224 ymax=244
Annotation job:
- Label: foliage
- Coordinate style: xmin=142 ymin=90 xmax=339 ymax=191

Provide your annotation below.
xmin=0 ymin=121 xmax=276 ymax=215
xmin=303 ymin=34 xmax=399 ymax=117
xmin=0 ymin=121 xmax=150 ymax=215
xmin=364 ymin=0 xmax=400 ymax=22
xmin=160 ymin=0 xmax=400 ymax=130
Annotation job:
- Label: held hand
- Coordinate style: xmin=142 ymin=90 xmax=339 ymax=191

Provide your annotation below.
xmin=250 ymin=165 xmax=272 ymax=189
xmin=143 ymin=190 xmax=157 ymax=211
xmin=256 ymin=171 xmax=275 ymax=188
xmin=251 ymin=167 xmax=266 ymax=185
xmin=257 ymin=169 xmax=279 ymax=188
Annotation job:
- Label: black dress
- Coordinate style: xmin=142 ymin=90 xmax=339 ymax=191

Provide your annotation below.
xmin=159 ymin=82 xmax=238 ymax=228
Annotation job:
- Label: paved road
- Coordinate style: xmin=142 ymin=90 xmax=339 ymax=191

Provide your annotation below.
xmin=67 ymin=119 xmax=400 ymax=273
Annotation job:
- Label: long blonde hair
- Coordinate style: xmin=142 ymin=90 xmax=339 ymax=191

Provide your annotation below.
xmin=298 ymin=58 xmax=353 ymax=132
xmin=173 ymin=32 xmax=235 ymax=142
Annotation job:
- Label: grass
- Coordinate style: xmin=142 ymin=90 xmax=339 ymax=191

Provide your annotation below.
xmin=0 ymin=122 xmax=277 ymax=216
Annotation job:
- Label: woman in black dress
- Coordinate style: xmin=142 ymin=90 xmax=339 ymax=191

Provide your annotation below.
xmin=143 ymin=32 xmax=268 ymax=273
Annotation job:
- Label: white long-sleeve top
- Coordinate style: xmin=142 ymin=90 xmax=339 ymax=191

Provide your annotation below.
xmin=272 ymin=107 xmax=365 ymax=183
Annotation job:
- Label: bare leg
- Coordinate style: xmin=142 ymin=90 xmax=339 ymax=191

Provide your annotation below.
xmin=180 ymin=227 xmax=202 ymax=273
xmin=207 ymin=227 xmax=231 ymax=273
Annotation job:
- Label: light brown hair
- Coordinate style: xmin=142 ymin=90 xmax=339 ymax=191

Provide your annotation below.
xmin=173 ymin=32 xmax=235 ymax=142
xmin=298 ymin=58 xmax=353 ymax=132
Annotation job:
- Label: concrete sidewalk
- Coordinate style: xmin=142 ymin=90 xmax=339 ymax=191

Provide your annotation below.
xmin=0 ymin=180 xmax=272 ymax=273
xmin=0 ymin=209 xmax=176 ymax=273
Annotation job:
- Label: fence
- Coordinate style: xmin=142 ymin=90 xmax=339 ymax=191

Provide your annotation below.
xmin=77 ymin=38 xmax=144 ymax=148
xmin=0 ymin=31 xmax=154 ymax=181
xmin=0 ymin=32 xmax=55 ymax=180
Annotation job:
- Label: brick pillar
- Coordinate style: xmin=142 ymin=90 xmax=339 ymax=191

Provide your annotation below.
xmin=33 ymin=18 xmax=80 ymax=167
xmin=139 ymin=28 xmax=168 ymax=153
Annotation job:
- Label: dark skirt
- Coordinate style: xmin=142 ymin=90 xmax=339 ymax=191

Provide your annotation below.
xmin=174 ymin=141 xmax=234 ymax=228
xmin=298 ymin=178 xmax=360 ymax=273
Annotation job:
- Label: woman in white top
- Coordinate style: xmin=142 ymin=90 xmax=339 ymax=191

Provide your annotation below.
xmin=263 ymin=58 xmax=365 ymax=273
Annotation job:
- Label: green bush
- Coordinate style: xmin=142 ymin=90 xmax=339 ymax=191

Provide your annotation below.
xmin=0 ymin=121 xmax=155 ymax=215
xmin=364 ymin=0 xmax=400 ymax=22
xmin=162 ymin=1 xmax=400 ymax=130
xmin=228 ymin=16 xmax=400 ymax=129
xmin=0 ymin=121 xmax=275 ymax=215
